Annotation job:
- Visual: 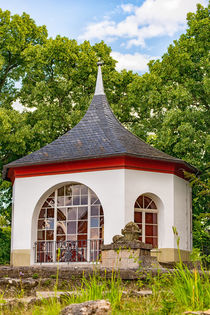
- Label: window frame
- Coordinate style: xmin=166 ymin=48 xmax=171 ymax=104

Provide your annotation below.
xmin=36 ymin=183 xmax=104 ymax=263
xmin=134 ymin=195 xmax=158 ymax=247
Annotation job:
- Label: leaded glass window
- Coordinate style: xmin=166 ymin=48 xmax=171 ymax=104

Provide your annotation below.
xmin=134 ymin=195 xmax=158 ymax=248
xmin=36 ymin=183 xmax=104 ymax=263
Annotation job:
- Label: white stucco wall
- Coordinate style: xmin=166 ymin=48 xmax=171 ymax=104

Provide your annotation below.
xmin=124 ymin=169 xmax=174 ymax=249
xmin=11 ymin=167 xmax=192 ymax=264
xmin=12 ymin=169 xmax=126 ymax=264
xmin=173 ymin=175 xmax=192 ymax=251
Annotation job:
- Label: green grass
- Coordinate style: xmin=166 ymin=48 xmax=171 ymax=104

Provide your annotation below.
xmin=1 ymin=239 xmax=209 ymax=315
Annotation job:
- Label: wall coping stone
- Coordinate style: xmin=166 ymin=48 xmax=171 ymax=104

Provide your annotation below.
xmin=102 ymin=241 xmax=152 ymax=251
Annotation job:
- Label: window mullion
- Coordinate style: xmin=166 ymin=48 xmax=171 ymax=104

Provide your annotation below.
xmin=87 ymin=188 xmax=91 ymax=262
xmin=53 ymin=189 xmax=58 ymax=263
xmin=142 ymin=211 xmax=145 ymax=242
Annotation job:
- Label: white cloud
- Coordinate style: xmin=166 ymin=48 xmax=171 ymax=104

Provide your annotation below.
xmin=79 ymin=0 xmax=207 ymax=47
xmin=121 ymin=4 xmax=135 ymax=13
xmin=110 ymin=51 xmax=158 ymax=72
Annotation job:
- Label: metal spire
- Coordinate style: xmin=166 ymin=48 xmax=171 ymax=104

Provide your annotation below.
xmin=94 ymin=61 xmax=105 ymax=95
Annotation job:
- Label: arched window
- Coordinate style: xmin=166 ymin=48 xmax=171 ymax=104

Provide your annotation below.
xmin=134 ymin=195 xmax=158 ymax=248
xmin=36 ymin=183 xmax=104 ymax=263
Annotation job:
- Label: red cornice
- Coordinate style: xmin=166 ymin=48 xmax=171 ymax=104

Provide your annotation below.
xmin=8 ymin=155 xmax=190 ymax=184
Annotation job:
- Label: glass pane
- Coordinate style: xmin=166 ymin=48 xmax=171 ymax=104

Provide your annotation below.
xmin=57 ymin=222 xmax=66 ymax=235
xmin=145 ymin=237 xmax=153 ymax=245
xmin=78 ymin=207 xmax=88 ymax=220
xmin=73 ymin=196 xmax=80 ymax=205
xmin=135 ymin=196 xmax=143 ymax=208
xmin=57 ymin=196 xmax=65 ymax=207
xmin=47 ymin=208 xmax=54 ymax=218
xmin=81 ymin=185 xmax=88 ymax=195
xmin=39 ymin=209 xmax=46 ymax=218
xmin=149 ymin=201 xmax=157 ymax=209
xmin=146 ymin=225 xmax=158 ymax=237
xmin=67 ymin=221 xmax=76 ymax=234
xmin=100 ymin=227 xmax=104 ymax=239
xmin=72 ymin=185 xmax=80 ymax=195
xmin=67 ymin=207 xmax=77 ymax=220
xmin=66 ymin=185 xmax=72 ymax=196
xmin=91 ymin=206 xmax=99 ymax=216
xmin=145 ymin=213 xmax=157 ymax=224
xmin=81 ymin=195 xmax=88 ymax=205
xmin=57 ymin=235 xmax=66 ymax=241
xmin=37 ymin=230 xmax=45 ymax=240
xmin=78 ymin=221 xmax=87 ymax=233
xmin=78 ymin=234 xmax=87 ymax=242
xmin=67 ymin=235 xmax=76 ymax=241
xmin=90 ymin=228 xmax=99 ymax=239
xmin=100 ymin=206 xmax=103 ymax=216
xmin=144 ymin=196 xmax=154 ymax=209
xmin=146 ymin=237 xmax=158 ymax=248
xmin=46 ymin=253 xmax=53 ymax=262
xmin=37 ymin=241 xmax=45 ymax=251
xmin=46 ymin=230 xmax=54 ymax=240
xmin=65 ymin=196 xmax=72 ymax=206
xmin=45 ymin=218 xmax=54 ymax=230
xmin=134 ymin=211 xmax=142 ymax=223
xmin=91 ymin=217 xmax=99 ymax=228
xmin=100 ymin=217 xmax=104 ymax=226
xmin=137 ymin=224 xmax=142 ymax=232
xmin=90 ymin=251 xmax=98 ymax=262
xmin=38 ymin=219 xmax=45 ymax=230
xmin=43 ymin=197 xmax=54 ymax=208
xmin=58 ymin=187 xmax=64 ymax=196
xmin=57 ymin=208 xmax=66 ymax=221
xmin=91 ymin=194 xmax=98 ymax=204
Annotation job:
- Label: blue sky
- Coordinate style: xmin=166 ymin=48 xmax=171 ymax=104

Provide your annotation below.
xmin=0 ymin=0 xmax=207 ymax=73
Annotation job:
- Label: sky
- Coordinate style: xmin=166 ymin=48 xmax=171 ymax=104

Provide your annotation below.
xmin=0 ymin=0 xmax=207 ymax=74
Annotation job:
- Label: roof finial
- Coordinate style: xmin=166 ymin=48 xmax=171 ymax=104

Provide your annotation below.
xmin=94 ymin=60 xmax=105 ymax=95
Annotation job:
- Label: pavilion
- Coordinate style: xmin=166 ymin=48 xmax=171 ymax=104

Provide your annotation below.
xmin=3 ymin=62 xmax=196 ymax=266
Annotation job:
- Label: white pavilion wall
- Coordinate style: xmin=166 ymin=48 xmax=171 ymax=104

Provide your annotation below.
xmin=124 ymin=169 xmax=192 ymax=262
xmin=124 ymin=169 xmax=175 ymax=249
xmin=11 ymin=167 xmax=192 ymax=265
xmin=11 ymin=169 xmax=126 ymax=265
xmin=173 ymin=175 xmax=192 ymax=251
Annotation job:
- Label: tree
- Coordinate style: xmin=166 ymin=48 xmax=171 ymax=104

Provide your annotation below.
xmin=126 ymin=2 xmax=210 ymax=259
xmin=0 ymin=9 xmax=47 ymax=108
xmin=0 ymin=3 xmax=209 ymax=263
xmin=127 ymin=3 xmax=209 ymax=170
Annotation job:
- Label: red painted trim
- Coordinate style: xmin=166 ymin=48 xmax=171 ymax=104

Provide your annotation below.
xmin=8 ymin=155 xmax=192 ymax=184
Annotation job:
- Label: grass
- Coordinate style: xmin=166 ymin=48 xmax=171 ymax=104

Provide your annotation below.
xmin=1 ymin=234 xmax=209 ymax=314
xmin=1 ymin=266 xmax=209 ymax=315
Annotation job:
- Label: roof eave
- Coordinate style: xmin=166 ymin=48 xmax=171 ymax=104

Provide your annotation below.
xmin=3 ymin=152 xmax=198 ymax=182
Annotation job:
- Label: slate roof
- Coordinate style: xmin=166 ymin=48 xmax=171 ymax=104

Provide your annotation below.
xmin=3 ymin=64 xmax=196 ymax=179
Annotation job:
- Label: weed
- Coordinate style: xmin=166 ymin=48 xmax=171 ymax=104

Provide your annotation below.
xmin=172 ymin=226 xmax=210 ymax=311
xmin=63 ymin=267 xmax=123 ymax=311
xmin=32 ymin=273 xmax=39 ymax=279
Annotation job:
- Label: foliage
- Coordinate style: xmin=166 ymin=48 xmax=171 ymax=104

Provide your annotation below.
xmin=31 ymin=268 xmax=123 ymax=315
xmin=185 ymin=168 xmax=210 ymax=264
xmin=0 ymin=9 xmax=47 ymax=108
xmin=0 ymin=2 xmax=209 ymax=262
xmin=0 ymin=226 xmax=10 ymax=264
xmin=172 ymin=263 xmax=210 ymax=310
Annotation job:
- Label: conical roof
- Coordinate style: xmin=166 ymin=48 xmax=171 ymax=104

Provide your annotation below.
xmin=3 ymin=63 xmax=196 ymax=178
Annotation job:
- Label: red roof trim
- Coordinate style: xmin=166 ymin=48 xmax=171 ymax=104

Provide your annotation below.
xmin=8 ymin=155 xmax=190 ymax=184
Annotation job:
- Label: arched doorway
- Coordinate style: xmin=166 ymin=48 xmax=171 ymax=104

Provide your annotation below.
xmin=134 ymin=194 xmax=158 ymax=248
xmin=35 ymin=183 xmax=104 ymax=263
